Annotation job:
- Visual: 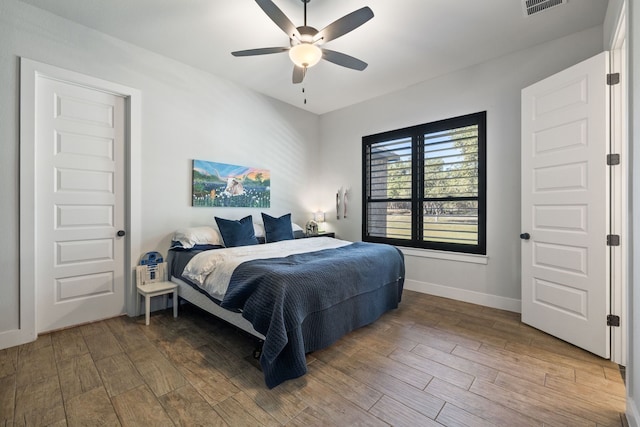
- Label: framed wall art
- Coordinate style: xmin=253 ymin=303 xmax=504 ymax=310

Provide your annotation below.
xmin=192 ymin=159 xmax=270 ymax=208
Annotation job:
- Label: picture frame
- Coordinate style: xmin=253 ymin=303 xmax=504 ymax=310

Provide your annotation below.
xmin=192 ymin=159 xmax=270 ymax=208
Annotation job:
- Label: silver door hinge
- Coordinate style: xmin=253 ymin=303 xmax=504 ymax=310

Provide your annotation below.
xmin=607 ymin=73 xmax=620 ymax=86
xmin=607 ymin=314 xmax=620 ymax=327
xmin=607 ymin=234 xmax=620 ymax=246
xmin=607 ymin=154 xmax=620 ymax=165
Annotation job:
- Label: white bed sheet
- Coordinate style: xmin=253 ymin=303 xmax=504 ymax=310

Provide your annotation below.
xmin=182 ymin=236 xmax=351 ymax=300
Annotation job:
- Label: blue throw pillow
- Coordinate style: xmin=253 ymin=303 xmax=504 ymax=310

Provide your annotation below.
xmin=261 ymin=213 xmax=294 ymax=243
xmin=215 ymin=215 xmax=259 ymax=247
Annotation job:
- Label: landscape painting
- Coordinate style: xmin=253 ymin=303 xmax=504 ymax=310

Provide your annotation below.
xmin=192 ymin=159 xmax=270 ymax=207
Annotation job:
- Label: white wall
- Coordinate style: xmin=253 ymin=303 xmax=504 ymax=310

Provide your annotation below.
xmin=605 ymin=0 xmax=625 ymax=47
xmin=0 ymin=0 xmax=319 ymax=336
xmin=317 ymin=26 xmax=605 ymax=311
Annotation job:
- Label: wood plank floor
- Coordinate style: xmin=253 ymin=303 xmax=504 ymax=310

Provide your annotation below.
xmin=0 ymin=291 xmax=627 ymax=426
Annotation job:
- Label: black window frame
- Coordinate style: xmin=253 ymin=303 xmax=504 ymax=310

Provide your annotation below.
xmin=362 ymin=111 xmax=487 ymax=255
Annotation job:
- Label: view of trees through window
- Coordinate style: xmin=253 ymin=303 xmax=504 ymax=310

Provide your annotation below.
xmin=363 ymin=112 xmax=486 ymax=254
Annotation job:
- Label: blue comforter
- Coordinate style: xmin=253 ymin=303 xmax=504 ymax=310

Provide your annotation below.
xmin=220 ymin=241 xmax=405 ymax=388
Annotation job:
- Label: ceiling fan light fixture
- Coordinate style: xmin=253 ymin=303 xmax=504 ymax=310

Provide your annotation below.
xmin=289 ymin=43 xmax=322 ymax=68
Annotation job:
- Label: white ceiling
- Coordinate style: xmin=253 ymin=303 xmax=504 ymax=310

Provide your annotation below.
xmin=19 ymin=0 xmax=609 ymax=114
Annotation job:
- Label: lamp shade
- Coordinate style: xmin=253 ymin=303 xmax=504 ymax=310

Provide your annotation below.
xmin=314 ymin=211 xmax=325 ymax=223
xmin=289 ymin=43 xmax=322 ymax=68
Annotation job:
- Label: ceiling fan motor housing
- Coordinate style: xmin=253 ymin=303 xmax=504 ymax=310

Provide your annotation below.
xmin=292 ymin=26 xmax=319 ymax=45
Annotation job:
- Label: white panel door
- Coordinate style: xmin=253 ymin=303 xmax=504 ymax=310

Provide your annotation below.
xmin=521 ymin=52 xmax=610 ymax=358
xmin=36 ymin=77 xmax=126 ymax=332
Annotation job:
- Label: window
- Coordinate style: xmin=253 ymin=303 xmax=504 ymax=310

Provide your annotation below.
xmin=362 ymin=111 xmax=486 ymax=255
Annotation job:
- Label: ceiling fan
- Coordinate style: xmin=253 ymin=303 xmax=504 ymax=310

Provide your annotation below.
xmin=231 ymin=0 xmax=374 ymax=84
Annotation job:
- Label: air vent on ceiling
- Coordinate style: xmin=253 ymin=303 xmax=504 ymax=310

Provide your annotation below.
xmin=522 ymin=0 xmax=567 ymax=16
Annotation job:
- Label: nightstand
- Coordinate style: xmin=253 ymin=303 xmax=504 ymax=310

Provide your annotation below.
xmin=136 ymin=263 xmax=178 ymax=325
xmin=305 ymin=232 xmax=335 ymax=238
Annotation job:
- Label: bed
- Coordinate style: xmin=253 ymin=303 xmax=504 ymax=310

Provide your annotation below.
xmin=167 ymin=221 xmax=405 ymax=388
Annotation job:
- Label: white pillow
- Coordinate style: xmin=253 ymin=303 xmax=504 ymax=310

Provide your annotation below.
xmin=292 ymin=222 xmax=303 ymax=232
xmin=253 ymin=222 xmax=265 ymax=238
xmin=173 ymin=226 xmax=223 ymax=248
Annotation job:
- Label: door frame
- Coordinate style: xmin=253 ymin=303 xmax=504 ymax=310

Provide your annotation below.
xmin=11 ymin=58 xmax=141 ymax=347
xmin=608 ymin=2 xmax=628 ymax=366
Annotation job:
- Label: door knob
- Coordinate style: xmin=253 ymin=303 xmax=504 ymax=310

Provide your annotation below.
xmin=117 ymin=230 xmax=126 ymax=237
xmin=520 ymin=232 xmax=530 ymax=240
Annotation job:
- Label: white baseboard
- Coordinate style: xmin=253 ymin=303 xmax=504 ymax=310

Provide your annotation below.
xmin=404 ymin=278 xmax=521 ymax=313
xmin=0 ymin=328 xmax=37 ymax=351
xmin=628 ymin=395 xmax=639 ymax=427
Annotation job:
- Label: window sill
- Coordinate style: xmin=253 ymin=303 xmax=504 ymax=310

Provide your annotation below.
xmin=398 ymin=247 xmax=489 ymax=265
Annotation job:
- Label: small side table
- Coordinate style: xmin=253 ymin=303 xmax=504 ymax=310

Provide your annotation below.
xmin=304 ymin=232 xmax=335 ymax=238
xmin=137 ymin=281 xmax=178 ymax=326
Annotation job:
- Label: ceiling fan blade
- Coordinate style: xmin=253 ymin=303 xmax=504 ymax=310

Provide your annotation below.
xmin=322 ymin=49 xmax=368 ymax=71
xmin=255 ymin=0 xmax=301 ymax=40
xmin=292 ymin=66 xmax=305 ymax=84
xmin=314 ymin=7 xmax=374 ymax=44
xmin=232 ymin=47 xmax=289 ymax=57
